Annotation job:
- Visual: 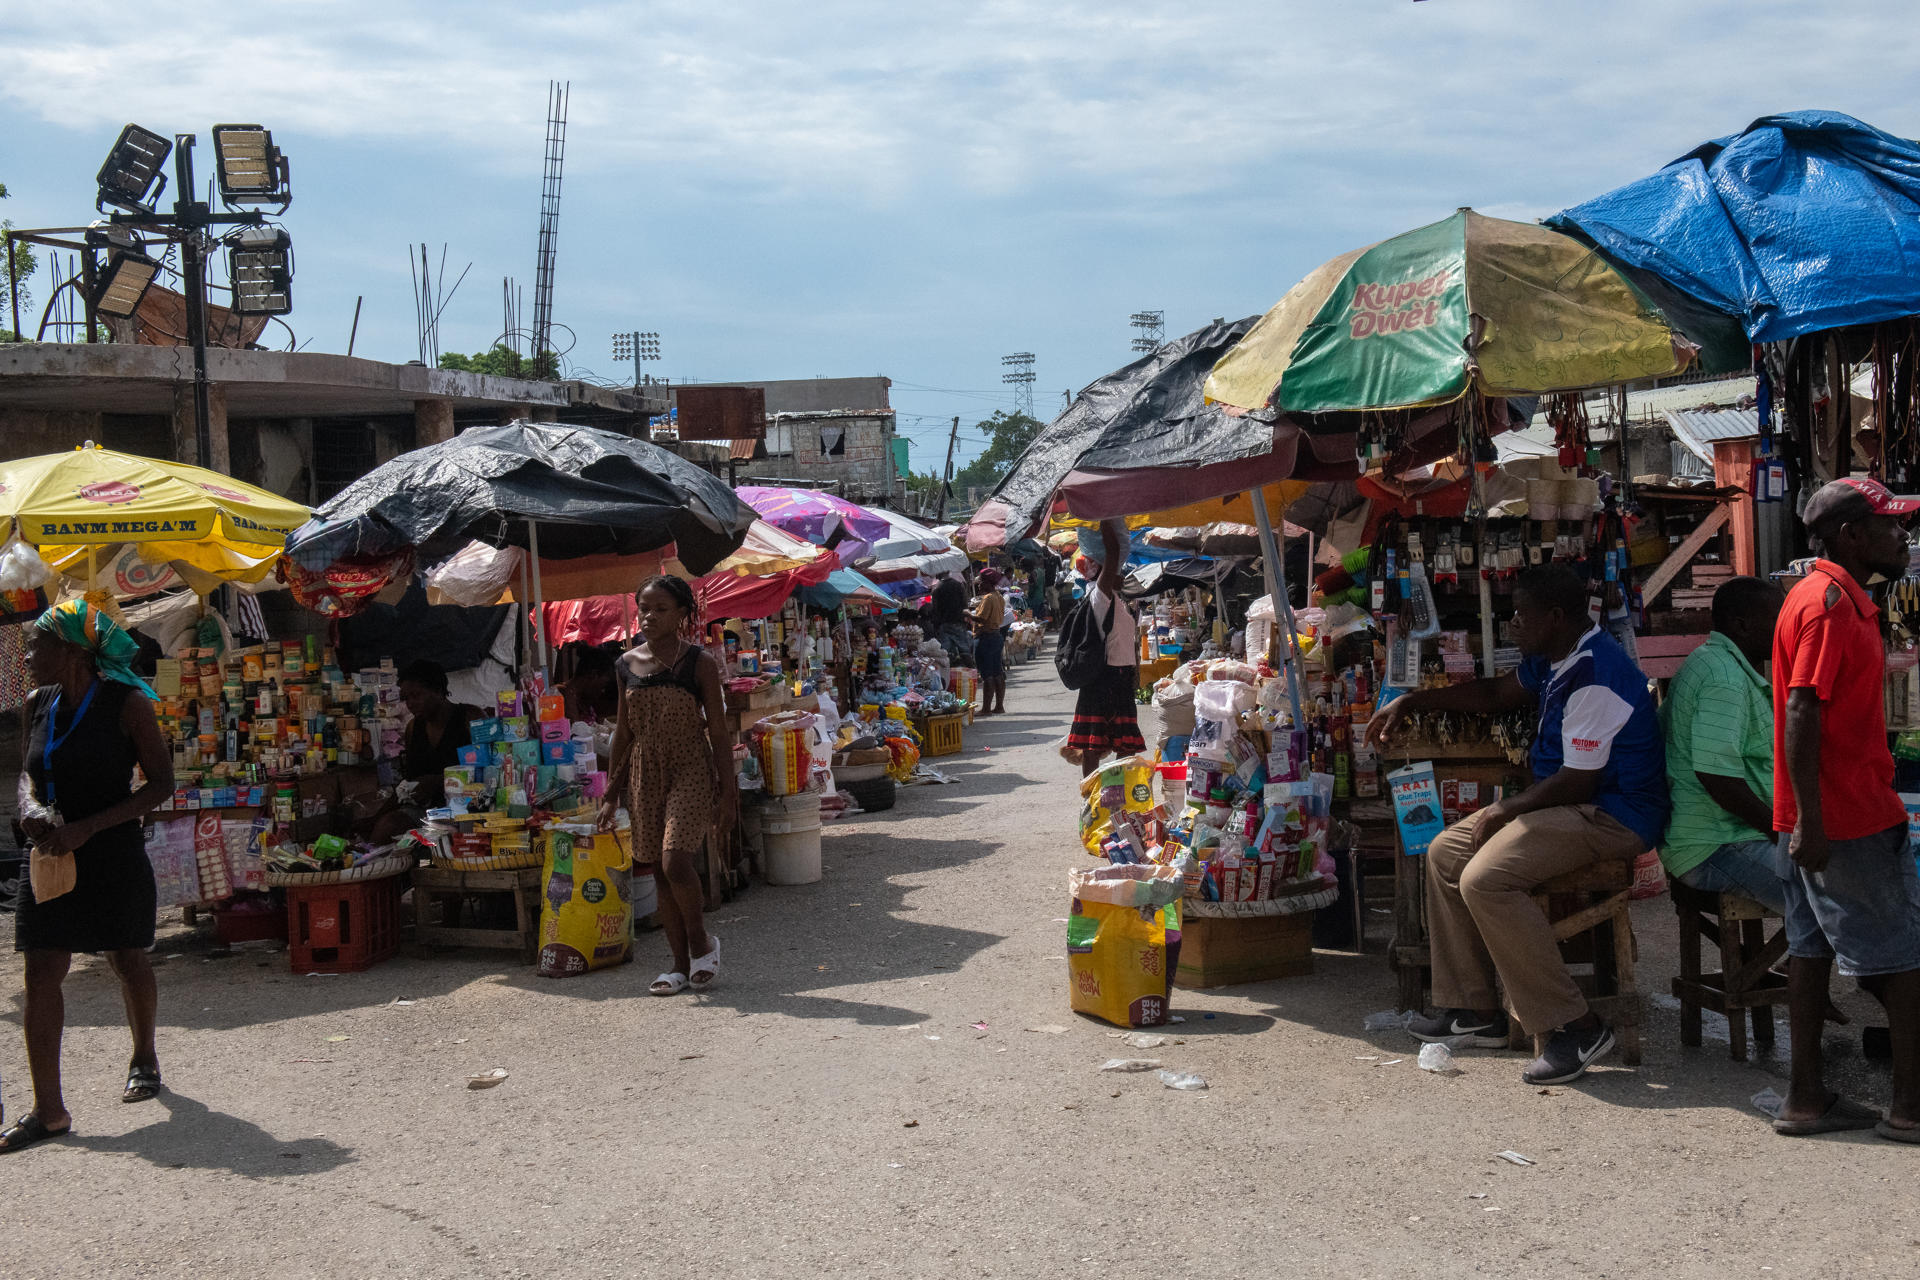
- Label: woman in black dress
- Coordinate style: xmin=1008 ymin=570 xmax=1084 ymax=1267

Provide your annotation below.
xmin=3 ymin=600 xmax=174 ymax=1153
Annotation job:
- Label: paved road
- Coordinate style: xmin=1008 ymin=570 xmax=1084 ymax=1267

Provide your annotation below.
xmin=2 ymin=651 xmax=1913 ymax=1278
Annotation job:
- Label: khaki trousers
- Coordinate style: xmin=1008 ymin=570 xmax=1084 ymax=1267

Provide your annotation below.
xmin=1425 ymin=804 xmax=1644 ymax=1035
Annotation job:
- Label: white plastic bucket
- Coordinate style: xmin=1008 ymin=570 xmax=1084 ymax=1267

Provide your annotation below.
xmin=761 ymin=794 xmax=823 ymax=885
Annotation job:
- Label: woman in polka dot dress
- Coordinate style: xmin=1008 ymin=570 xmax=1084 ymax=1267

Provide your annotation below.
xmin=600 ymin=576 xmax=737 ymax=995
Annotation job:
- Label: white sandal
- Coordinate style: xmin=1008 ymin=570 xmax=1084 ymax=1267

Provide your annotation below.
xmin=650 ymin=971 xmax=690 ymax=996
xmin=689 ymin=935 xmax=721 ymax=989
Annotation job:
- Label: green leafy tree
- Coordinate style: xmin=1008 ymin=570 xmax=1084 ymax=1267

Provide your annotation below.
xmin=2 ymin=181 xmax=39 ymax=343
xmin=438 ymin=344 xmax=533 ymax=377
xmin=951 ymin=410 xmax=1043 ymax=493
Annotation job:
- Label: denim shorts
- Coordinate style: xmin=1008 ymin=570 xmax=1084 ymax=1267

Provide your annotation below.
xmin=1777 ymin=823 xmax=1920 ymax=978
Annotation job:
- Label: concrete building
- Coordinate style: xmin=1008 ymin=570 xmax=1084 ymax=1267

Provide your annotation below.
xmin=1 ymin=342 xmax=667 ymax=502
xmin=669 ymin=376 xmax=901 ymax=503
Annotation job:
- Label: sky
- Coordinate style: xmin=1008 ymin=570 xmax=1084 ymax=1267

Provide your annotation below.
xmin=6 ymin=1 xmax=1920 ymax=472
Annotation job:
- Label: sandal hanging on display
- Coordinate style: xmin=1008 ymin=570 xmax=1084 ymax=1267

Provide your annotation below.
xmin=689 ymin=935 xmax=721 ymax=989
xmin=123 ymin=1064 xmax=162 ymax=1104
xmin=650 ymin=972 xmax=690 ymax=996
xmin=0 ymin=1115 xmax=72 ymax=1153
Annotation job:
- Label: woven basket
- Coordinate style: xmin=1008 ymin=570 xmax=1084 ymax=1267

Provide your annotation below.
xmin=427 ymin=846 xmax=545 ymax=873
xmin=264 ymin=852 xmax=415 ymax=888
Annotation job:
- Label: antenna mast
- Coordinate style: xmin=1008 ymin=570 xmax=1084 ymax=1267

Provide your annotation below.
xmin=530 ymin=80 xmax=569 ymax=379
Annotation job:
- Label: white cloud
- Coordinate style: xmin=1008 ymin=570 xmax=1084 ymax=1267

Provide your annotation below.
xmin=12 ymin=1 xmax=1918 ymax=210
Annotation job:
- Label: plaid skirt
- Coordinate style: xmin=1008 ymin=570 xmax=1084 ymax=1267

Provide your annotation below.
xmin=1068 ymin=664 xmax=1145 ymax=756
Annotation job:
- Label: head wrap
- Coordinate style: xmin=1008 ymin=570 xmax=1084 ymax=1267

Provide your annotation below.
xmin=35 ymin=599 xmax=158 ymax=700
xmin=978 ymin=567 xmax=1005 ymax=589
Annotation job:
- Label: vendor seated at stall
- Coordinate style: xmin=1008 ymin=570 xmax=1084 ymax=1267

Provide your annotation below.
xmin=365 ymin=660 xmax=482 ymax=841
xmin=1366 ymin=564 xmax=1668 ymax=1085
xmin=559 ymin=646 xmax=618 ymax=727
xmin=1657 ymin=576 xmax=1786 ymax=913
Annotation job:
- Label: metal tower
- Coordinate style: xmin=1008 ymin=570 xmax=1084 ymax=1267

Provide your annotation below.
xmin=530 ymin=80 xmax=569 ymax=379
xmin=1129 ymin=309 xmax=1164 ymax=354
xmin=1001 ymin=351 xmax=1036 ymax=417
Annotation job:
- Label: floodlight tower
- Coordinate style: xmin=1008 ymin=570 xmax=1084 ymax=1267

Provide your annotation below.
xmin=92 ymin=122 xmax=294 ymax=469
xmin=1129 ymin=309 xmax=1164 ymax=354
xmin=611 ymin=330 xmax=660 ymax=388
xmin=1001 ymin=351 xmax=1036 ymax=418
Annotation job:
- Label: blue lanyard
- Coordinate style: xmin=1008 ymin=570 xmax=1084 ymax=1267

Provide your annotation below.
xmin=41 ymin=681 xmax=98 ymax=810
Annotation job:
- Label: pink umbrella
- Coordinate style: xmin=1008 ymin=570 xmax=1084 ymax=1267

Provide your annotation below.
xmin=736 ymin=486 xmax=891 ymax=557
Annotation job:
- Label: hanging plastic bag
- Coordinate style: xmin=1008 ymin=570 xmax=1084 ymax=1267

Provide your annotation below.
xmin=1189 ymin=680 xmax=1256 ymax=764
xmin=0 ymin=538 xmax=54 ymax=592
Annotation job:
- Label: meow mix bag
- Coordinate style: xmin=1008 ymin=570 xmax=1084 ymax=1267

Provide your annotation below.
xmin=537 ymin=826 xmax=634 ymax=978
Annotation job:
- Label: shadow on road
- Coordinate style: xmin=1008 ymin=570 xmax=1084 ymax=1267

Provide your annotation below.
xmin=64 ymin=1089 xmax=355 ymax=1177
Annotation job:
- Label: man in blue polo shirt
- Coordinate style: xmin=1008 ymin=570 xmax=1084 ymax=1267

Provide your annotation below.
xmin=1368 ymin=564 xmax=1668 ymax=1085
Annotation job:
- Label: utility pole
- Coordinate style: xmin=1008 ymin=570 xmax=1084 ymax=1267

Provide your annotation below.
xmin=176 ymin=136 xmax=215 ymax=470
xmin=936 ymin=414 xmax=960 ymax=521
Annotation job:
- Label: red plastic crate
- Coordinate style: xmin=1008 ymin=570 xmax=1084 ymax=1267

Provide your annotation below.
xmin=213 ymin=895 xmax=288 ymax=945
xmin=286 ymin=875 xmax=405 ymax=974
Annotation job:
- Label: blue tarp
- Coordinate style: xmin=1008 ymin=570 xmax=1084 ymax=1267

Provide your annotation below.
xmin=1550 ymin=111 xmax=1920 ymax=342
xmin=798 ymin=568 xmax=897 ymax=612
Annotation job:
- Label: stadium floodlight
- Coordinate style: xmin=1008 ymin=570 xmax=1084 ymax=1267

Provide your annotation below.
xmin=90 ymin=250 xmax=160 ymax=318
xmin=227 ymin=226 xmax=294 ymax=314
xmin=95 ymin=124 xmax=172 ymax=214
xmin=212 ymin=124 xmax=291 ymax=208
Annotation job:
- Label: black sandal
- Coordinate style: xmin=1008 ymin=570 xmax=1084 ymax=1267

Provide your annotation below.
xmin=0 ymin=1114 xmax=72 ymax=1153
xmin=123 ymin=1064 xmax=162 ymax=1104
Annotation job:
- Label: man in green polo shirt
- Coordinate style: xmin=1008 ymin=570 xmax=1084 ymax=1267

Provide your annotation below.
xmin=1659 ymin=576 xmax=1786 ymax=912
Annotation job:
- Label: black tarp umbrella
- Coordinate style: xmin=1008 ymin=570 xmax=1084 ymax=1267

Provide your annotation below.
xmin=961 ymin=316 xmax=1272 ymax=550
xmin=284 ymin=421 xmax=755 ymax=654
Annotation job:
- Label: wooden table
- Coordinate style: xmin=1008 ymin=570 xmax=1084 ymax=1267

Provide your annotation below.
xmin=412 ymin=864 xmax=544 ymax=963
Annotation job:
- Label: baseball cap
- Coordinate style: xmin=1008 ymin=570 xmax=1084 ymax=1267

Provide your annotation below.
xmin=1802 ymin=476 xmax=1920 ymax=534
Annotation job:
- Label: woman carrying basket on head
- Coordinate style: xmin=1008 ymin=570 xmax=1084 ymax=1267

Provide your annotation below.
xmin=4 ymin=600 xmax=175 ymax=1154
xmin=599 ymin=576 xmax=737 ymax=996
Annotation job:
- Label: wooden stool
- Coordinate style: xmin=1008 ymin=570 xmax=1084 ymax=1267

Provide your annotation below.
xmin=1669 ymin=879 xmax=1787 ymax=1061
xmin=411 ymin=865 xmax=544 ymax=963
xmin=1506 ymin=859 xmax=1641 ymax=1066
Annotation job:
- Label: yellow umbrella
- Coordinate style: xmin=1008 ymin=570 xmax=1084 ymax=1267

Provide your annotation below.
xmin=0 ymin=443 xmax=310 ymax=590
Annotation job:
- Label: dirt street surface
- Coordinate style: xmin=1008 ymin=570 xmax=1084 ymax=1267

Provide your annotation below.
xmin=2 ymin=652 xmax=1914 ymax=1279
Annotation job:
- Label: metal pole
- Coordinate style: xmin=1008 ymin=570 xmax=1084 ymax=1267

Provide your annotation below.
xmin=528 ymin=519 xmax=548 ymax=671
xmin=175 ymin=135 xmax=214 ymax=470
xmin=1251 ymin=485 xmax=1304 ymax=726
xmin=935 ymin=415 xmax=959 ymax=521
xmin=80 ymin=252 xmax=98 ymax=343
xmin=6 ymin=230 xmax=21 ymax=341
xmin=347 ymin=296 xmax=363 ymax=357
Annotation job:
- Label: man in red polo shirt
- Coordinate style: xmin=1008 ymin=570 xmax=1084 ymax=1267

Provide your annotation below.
xmin=1772 ymin=477 xmax=1920 ymax=1142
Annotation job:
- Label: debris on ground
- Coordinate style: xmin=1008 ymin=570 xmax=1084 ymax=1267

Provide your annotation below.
xmin=1156 ymin=1070 xmax=1208 ymax=1091
xmin=1098 ymin=1058 xmax=1163 ymax=1073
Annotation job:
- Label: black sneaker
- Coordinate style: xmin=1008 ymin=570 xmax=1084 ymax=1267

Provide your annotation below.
xmin=1521 ymin=1022 xmax=1617 ymax=1085
xmin=1408 ymin=1008 xmax=1511 ymax=1048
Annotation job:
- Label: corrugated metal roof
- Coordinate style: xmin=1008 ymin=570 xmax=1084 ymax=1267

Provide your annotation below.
xmin=1666 ymin=408 xmax=1759 ymax=464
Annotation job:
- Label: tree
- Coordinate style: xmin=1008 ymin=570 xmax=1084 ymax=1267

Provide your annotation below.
xmin=1 ymin=181 xmax=38 ymax=343
xmin=438 ymin=344 xmax=558 ymax=379
xmin=951 ymin=409 xmax=1043 ymax=494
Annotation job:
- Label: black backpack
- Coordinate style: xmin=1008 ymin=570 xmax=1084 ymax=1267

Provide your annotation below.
xmin=1054 ymin=592 xmax=1115 ymax=691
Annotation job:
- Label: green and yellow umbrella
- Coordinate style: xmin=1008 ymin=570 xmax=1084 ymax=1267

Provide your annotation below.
xmin=0 ymin=443 xmax=310 ymax=592
xmin=1205 ymin=208 xmax=1708 ymax=415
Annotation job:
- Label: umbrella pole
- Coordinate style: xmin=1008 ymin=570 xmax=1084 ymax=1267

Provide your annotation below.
xmin=528 ymin=520 xmax=548 ymax=672
xmin=516 ymin=541 xmax=532 ymax=672
xmin=1252 ymin=486 xmax=1305 ymax=727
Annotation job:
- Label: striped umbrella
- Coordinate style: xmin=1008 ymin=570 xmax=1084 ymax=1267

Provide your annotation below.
xmin=1204 ymin=208 xmax=1710 ymax=415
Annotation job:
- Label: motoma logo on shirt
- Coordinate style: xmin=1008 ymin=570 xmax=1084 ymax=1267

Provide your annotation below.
xmin=1571 ymin=736 xmax=1600 ymax=752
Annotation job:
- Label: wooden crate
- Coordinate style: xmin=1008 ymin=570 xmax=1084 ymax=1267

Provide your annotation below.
xmin=913 ymin=712 xmax=964 ymax=757
xmin=1174 ymin=911 xmax=1313 ymax=989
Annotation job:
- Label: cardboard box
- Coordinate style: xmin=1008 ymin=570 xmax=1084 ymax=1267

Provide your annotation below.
xmin=1173 ymin=911 xmax=1314 ymax=989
